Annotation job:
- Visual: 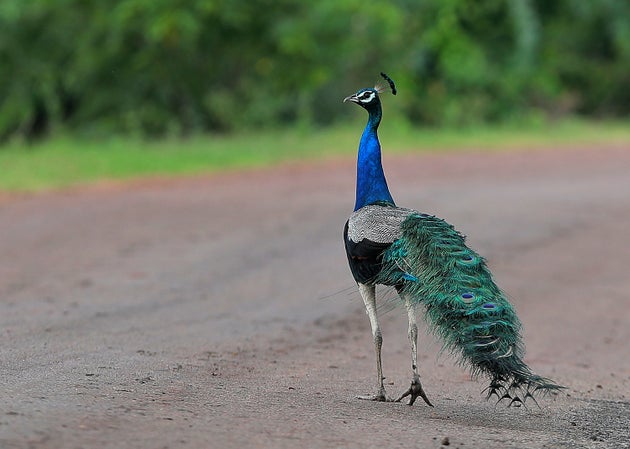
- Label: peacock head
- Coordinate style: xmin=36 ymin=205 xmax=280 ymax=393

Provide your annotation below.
xmin=344 ymin=88 xmax=380 ymax=110
xmin=343 ymin=72 xmax=396 ymax=111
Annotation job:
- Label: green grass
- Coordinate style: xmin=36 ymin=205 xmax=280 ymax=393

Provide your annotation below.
xmin=1 ymin=119 xmax=629 ymax=193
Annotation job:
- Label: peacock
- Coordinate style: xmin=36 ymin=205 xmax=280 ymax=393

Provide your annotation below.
xmin=342 ymin=73 xmax=563 ymax=406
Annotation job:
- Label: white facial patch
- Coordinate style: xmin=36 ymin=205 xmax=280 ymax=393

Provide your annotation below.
xmin=358 ymin=91 xmax=376 ymax=103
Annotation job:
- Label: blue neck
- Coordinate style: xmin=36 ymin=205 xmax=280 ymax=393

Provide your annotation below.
xmin=354 ymin=105 xmax=395 ymax=211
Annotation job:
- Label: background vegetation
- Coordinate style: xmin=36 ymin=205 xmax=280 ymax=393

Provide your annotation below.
xmin=2 ymin=120 xmax=629 ymax=192
xmin=1 ymin=0 xmax=629 ymax=141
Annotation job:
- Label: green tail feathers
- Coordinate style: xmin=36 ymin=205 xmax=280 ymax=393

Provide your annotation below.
xmin=377 ymin=213 xmax=563 ymax=404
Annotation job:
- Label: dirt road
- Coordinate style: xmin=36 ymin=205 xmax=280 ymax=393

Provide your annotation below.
xmin=1 ymin=145 xmax=629 ymax=448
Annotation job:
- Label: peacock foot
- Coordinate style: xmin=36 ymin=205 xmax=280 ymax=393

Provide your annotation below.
xmin=356 ymin=387 xmax=390 ymax=402
xmin=396 ymin=374 xmax=433 ymax=406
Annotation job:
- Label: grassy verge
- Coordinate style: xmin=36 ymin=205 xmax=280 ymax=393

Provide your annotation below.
xmin=1 ymin=119 xmax=628 ymax=193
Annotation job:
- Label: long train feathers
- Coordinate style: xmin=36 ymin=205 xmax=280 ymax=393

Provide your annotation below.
xmin=374 ymin=210 xmax=563 ymax=403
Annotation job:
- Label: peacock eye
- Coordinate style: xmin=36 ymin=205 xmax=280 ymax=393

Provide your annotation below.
xmin=359 ymin=91 xmax=375 ymax=103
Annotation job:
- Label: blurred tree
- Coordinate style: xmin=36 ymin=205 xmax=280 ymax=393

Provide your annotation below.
xmin=0 ymin=0 xmax=628 ymax=140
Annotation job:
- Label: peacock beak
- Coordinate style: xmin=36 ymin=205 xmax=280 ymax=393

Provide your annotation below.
xmin=343 ymin=94 xmax=359 ymax=103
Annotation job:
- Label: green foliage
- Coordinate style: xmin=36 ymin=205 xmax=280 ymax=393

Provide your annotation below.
xmin=0 ymin=0 xmax=628 ymax=139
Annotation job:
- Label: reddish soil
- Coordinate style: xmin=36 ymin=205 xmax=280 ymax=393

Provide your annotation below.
xmin=1 ymin=144 xmax=629 ymax=448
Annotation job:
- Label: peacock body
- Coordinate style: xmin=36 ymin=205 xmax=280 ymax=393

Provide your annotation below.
xmin=343 ymin=74 xmax=562 ymax=406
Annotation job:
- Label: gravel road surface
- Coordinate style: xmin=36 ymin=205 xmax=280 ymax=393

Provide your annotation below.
xmin=1 ymin=145 xmax=629 ymax=448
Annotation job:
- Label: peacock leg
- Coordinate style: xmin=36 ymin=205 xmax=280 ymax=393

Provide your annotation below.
xmin=396 ymin=294 xmax=433 ymax=406
xmin=356 ymin=283 xmax=389 ymax=401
